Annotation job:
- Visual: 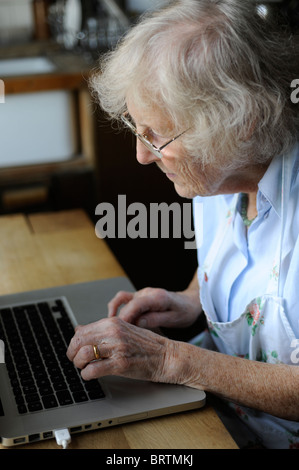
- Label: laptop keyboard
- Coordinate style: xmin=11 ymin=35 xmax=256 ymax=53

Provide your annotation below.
xmin=0 ymin=299 xmax=105 ymax=414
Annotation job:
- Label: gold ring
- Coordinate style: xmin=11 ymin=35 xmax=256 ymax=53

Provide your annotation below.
xmin=93 ymin=344 xmax=100 ymax=360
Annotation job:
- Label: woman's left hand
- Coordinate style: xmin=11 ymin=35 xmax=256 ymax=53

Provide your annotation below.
xmin=66 ymin=317 xmax=175 ymax=383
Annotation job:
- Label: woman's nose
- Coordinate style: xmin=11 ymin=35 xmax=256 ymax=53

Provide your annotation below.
xmin=136 ymin=139 xmax=160 ymax=165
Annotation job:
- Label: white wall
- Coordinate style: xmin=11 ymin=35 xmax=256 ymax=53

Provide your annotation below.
xmin=0 ymin=0 xmax=34 ymax=42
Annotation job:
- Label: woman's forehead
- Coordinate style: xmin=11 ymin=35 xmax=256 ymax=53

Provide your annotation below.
xmin=126 ymin=99 xmax=173 ymax=132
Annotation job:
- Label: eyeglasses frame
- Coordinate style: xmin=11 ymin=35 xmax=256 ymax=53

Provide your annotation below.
xmin=121 ymin=112 xmax=187 ymax=159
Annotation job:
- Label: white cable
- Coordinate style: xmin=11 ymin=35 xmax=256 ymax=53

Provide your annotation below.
xmin=54 ymin=428 xmax=71 ymax=449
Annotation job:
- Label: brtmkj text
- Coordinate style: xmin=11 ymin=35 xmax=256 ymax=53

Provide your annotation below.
xmin=106 ymin=453 xmax=193 ymax=467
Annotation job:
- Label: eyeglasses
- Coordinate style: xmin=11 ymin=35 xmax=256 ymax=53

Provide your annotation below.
xmin=121 ymin=112 xmax=187 ymax=159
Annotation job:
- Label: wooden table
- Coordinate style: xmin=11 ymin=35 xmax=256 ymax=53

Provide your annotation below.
xmin=0 ymin=209 xmax=238 ymax=450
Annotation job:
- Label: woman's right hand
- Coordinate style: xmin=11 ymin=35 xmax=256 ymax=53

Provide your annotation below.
xmin=107 ymin=283 xmax=201 ymax=330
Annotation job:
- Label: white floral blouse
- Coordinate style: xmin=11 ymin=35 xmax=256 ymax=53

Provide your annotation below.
xmin=192 ymin=144 xmax=299 ymax=448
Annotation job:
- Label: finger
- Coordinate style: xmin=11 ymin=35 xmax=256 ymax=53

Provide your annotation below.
xmin=118 ymin=290 xmax=171 ymax=324
xmin=72 ymin=344 xmax=95 ymax=369
xmin=80 ymin=357 xmax=115 ymax=381
xmin=66 ymin=322 xmax=100 ymax=360
xmin=73 ymin=341 xmax=109 ymax=368
xmin=107 ymin=291 xmax=134 ymax=317
xmin=67 ymin=318 xmax=119 ymax=365
xmin=66 ymin=330 xmax=83 ymax=361
xmin=136 ymin=310 xmax=177 ymax=329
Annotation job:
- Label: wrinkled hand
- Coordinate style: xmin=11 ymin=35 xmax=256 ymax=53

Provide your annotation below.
xmin=107 ymin=287 xmax=201 ymax=330
xmin=66 ymin=317 xmax=175 ymax=383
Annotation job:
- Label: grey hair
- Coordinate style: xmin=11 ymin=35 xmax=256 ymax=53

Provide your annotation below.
xmin=90 ymin=0 xmax=299 ymax=169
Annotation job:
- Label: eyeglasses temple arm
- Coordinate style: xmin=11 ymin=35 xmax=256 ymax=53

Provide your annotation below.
xmin=159 ymin=129 xmax=188 ymax=151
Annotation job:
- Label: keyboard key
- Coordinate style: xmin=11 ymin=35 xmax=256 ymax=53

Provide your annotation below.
xmin=23 ymin=384 xmax=37 ymax=396
xmin=52 ymin=300 xmax=67 ymax=316
xmin=37 ymin=302 xmax=52 ymax=316
xmin=84 ymin=380 xmax=102 ymax=391
xmin=28 ymin=401 xmax=43 ymax=412
xmin=37 ymin=377 xmax=50 ymax=386
xmin=18 ymin=404 xmax=27 ymax=414
xmin=72 ymin=390 xmax=88 ymax=403
xmin=56 ymin=390 xmax=73 ymax=406
xmin=52 ymin=380 xmax=67 ymax=392
xmin=20 ymin=377 xmax=35 ymax=387
xmin=50 ymin=373 xmax=65 ymax=384
xmin=19 ymin=370 xmax=33 ymax=381
xmin=25 ymin=393 xmax=40 ymax=404
xmin=8 ymin=368 xmax=18 ymax=381
xmin=58 ymin=318 xmax=74 ymax=343
xmin=63 ymin=366 xmax=79 ymax=378
xmin=69 ymin=382 xmax=84 ymax=393
xmin=48 ymin=366 xmax=61 ymax=377
xmin=65 ymin=374 xmax=81 ymax=386
xmin=39 ymin=384 xmax=54 ymax=396
xmin=88 ymin=389 xmax=105 ymax=400
xmin=32 ymin=364 xmax=47 ymax=376
xmin=12 ymin=383 xmax=22 ymax=397
xmin=14 ymin=394 xmax=25 ymax=405
xmin=42 ymin=394 xmax=58 ymax=409
xmin=16 ymin=359 xmax=30 ymax=372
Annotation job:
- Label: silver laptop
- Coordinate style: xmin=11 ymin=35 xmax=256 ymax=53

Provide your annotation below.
xmin=0 ymin=276 xmax=205 ymax=447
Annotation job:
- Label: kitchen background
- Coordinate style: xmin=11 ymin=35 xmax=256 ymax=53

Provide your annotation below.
xmin=0 ymin=1 xmax=297 ymax=318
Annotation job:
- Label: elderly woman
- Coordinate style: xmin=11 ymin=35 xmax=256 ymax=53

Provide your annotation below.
xmin=67 ymin=0 xmax=299 ymax=448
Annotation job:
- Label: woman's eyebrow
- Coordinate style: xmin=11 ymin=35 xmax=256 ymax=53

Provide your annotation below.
xmin=127 ymin=112 xmax=168 ymax=135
